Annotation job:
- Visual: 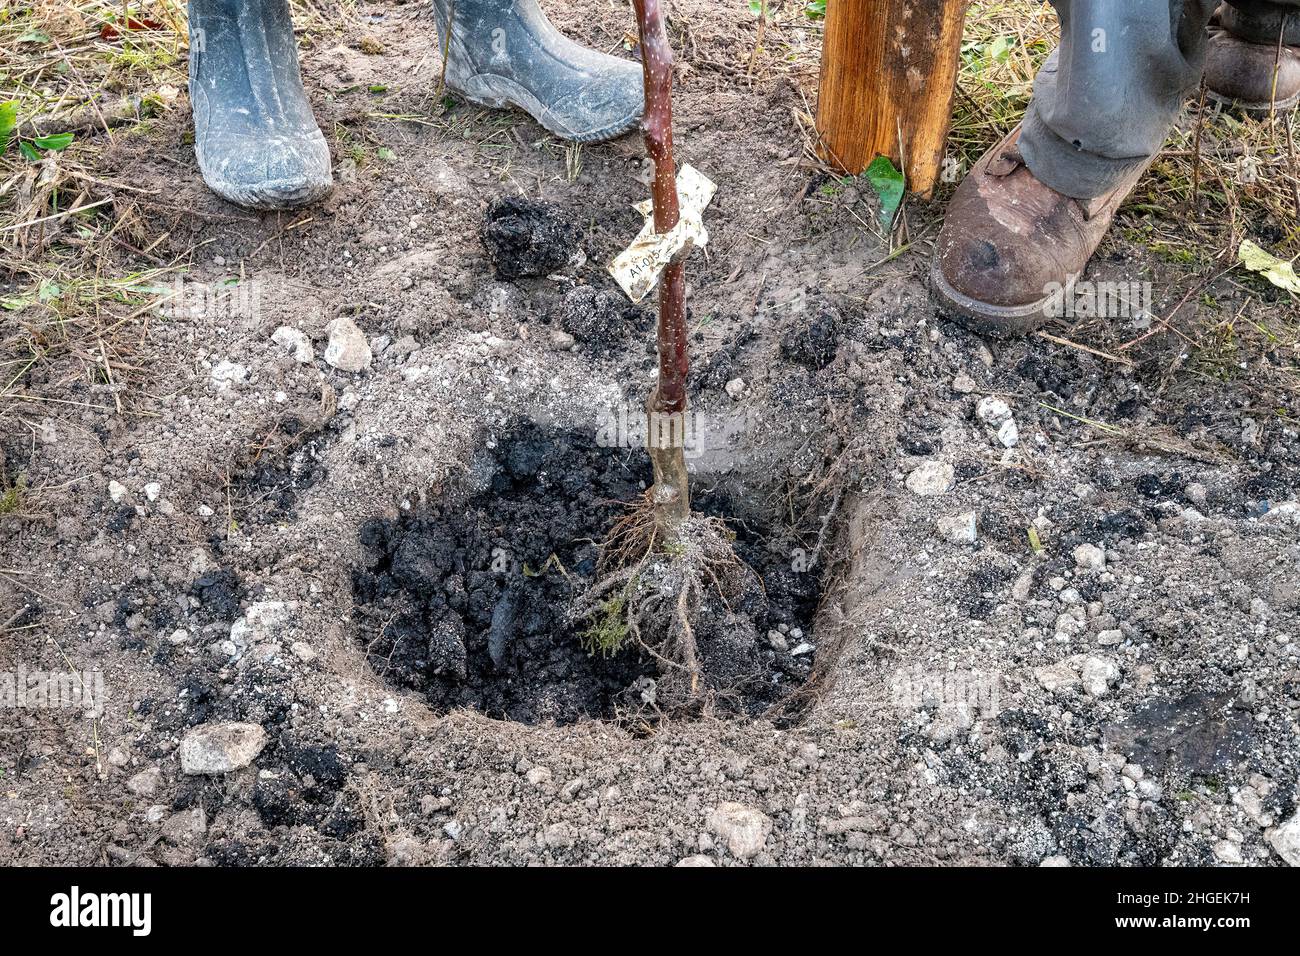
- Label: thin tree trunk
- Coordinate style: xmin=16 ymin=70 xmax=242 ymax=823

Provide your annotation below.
xmin=633 ymin=0 xmax=690 ymax=538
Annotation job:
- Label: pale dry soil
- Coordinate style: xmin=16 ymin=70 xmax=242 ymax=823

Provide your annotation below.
xmin=1 ymin=1 xmax=1297 ymax=866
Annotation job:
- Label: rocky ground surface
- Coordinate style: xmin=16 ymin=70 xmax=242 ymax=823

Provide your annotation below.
xmin=1 ymin=1 xmax=1297 ymax=866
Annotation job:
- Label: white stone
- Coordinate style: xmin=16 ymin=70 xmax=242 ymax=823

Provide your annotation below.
xmin=1073 ymin=543 xmax=1106 ymax=571
xmin=144 ymin=482 xmax=161 ymax=502
xmin=228 ymin=601 xmax=294 ymax=656
xmin=724 ymin=377 xmax=746 ymax=400
xmin=108 ymin=480 xmax=128 ymax=503
xmin=211 ymin=360 xmax=248 ymax=391
xmin=290 ymin=641 xmax=317 ymax=663
xmin=126 ymin=767 xmax=161 ymax=796
xmin=1033 ymin=662 xmax=1078 ymax=694
xmin=324 ymin=317 xmax=372 ymax=372
xmin=161 ymin=807 xmax=207 ymax=845
xmin=936 ymin=511 xmax=978 ymax=545
xmin=1261 ymin=501 xmax=1300 ymax=526
xmin=975 ymin=396 xmax=1013 ymax=426
xmin=790 ymin=642 xmax=815 ymax=656
xmin=271 ymin=326 xmax=314 ymax=363
xmin=550 ymin=330 xmax=576 ymax=351
xmin=676 ymin=855 xmax=716 ymax=867
xmin=1136 ymin=778 xmax=1163 ymax=802
xmin=906 ymin=460 xmax=954 ymax=496
xmin=1212 ymin=840 xmax=1243 ymax=865
xmin=997 ymin=418 xmax=1020 ymax=448
xmin=1080 ymin=657 xmax=1119 ymax=698
xmin=1266 ymin=814 xmax=1300 ymax=866
xmin=707 ymin=802 xmax=772 ymax=860
xmin=1039 ymin=855 xmax=1071 ymax=867
xmin=1233 ymin=787 xmax=1272 ymax=827
xmin=178 ymin=722 xmax=268 ymax=775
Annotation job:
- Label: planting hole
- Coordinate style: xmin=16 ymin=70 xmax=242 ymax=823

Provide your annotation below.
xmin=350 ymin=421 xmax=826 ymax=725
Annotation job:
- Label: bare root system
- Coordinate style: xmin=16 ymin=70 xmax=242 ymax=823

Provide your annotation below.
xmin=572 ymin=496 xmax=758 ymax=715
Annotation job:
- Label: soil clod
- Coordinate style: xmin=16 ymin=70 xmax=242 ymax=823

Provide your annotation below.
xmin=482 ymin=196 xmax=583 ymax=279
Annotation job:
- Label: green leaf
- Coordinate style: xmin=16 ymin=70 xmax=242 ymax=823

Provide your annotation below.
xmin=19 ymin=140 xmax=40 ymax=162
xmin=1238 ymin=239 xmax=1300 ymax=293
xmin=0 ymin=100 xmax=16 ymax=154
xmin=18 ymin=28 xmax=51 ymax=44
xmin=864 ymin=155 xmax=905 ymax=228
xmin=804 ymin=0 xmax=825 ymax=18
xmin=376 ymin=146 xmax=396 ymax=162
xmin=31 ymin=131 xmax=73 ymax=151
xmin=986 ymin=35 xmax=1015 ymax=63
xmin=747 ymin=0 xmax=762 ymax=14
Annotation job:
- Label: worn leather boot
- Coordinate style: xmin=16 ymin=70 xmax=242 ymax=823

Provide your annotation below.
xmin=432 ymin=0 xmax=643 ymax=142
xmin=930 ymin=126 xmax=1155 ymax=338
xmin=1204 ymin=4 xmax=1300 ymax=113
xmin=188 ymin=0 xmax=333 ymax=210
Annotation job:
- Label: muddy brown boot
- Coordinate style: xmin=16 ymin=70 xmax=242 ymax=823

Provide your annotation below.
xmin=1204 ymin=4 xmax=1300 ymax=113
xmin=930 ymin=126 xmax=1155 ymax=338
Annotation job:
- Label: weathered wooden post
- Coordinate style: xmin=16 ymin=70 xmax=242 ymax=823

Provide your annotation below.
xmin=816 ymin=0 xmax=970 ymax=198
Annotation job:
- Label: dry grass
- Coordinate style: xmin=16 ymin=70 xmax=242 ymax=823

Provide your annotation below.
xmin=0 ymin=2 xmax=356 ymax=426
xmin=1 ymin=2 xmax=188 ymax=430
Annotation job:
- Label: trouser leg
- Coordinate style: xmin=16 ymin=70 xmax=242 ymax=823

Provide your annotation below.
xmin=1220 ymin=0 xmax=1300 ymax=45
xmin=1018 ymin=0 xmax=1220 ymax=200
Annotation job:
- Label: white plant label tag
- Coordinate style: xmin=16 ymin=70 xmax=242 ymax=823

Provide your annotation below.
xmin=609 ymin=164 xmax=717 ymax=304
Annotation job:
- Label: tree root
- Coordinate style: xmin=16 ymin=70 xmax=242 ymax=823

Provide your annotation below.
xmin=571 ymin=496 xmax=759 ymax=714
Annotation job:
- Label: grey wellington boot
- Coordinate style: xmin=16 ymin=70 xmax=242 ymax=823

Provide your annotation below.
xmin=188 ymin=0 xmax=333 ymax=209
xmin=433 ymin=0 xmax=643 ymax=142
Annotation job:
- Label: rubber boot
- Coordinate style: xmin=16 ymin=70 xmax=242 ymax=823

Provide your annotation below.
xmin=188 ymin=0 xmax=333 ymax=209
xmin=432 ymin=0 xmax=643 ymax=142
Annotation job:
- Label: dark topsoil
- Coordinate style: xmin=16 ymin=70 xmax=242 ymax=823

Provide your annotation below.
xmin=349 ymin=419 xmax=824 ymax=724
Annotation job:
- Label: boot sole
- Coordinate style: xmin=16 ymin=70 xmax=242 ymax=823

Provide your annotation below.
xmin=453 ymin=73 xmax=640 ymax=144
xmin=1206 ymin=87 xmax=1300 ymax=115
xmin=929 ymin=256 xmax=1073 ymax=339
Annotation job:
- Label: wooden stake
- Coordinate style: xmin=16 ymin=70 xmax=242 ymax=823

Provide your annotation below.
xmin=816 ymin=0 xmax=970 ymax=198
